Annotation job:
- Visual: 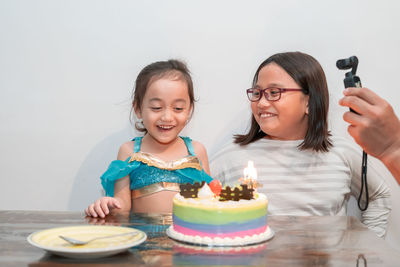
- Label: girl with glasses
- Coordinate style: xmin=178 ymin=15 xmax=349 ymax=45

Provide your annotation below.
xmin=211 ymin=52 xmax=391 ymax=237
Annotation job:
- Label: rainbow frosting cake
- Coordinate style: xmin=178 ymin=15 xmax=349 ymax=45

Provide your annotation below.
xmin=166 ymin=181 xmax=272 ymax=246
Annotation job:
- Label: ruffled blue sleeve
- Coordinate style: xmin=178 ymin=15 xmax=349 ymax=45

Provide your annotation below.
xmin=100 ymin=157 xmax=141 ymax=197
xmin=175 ymin=168 xmax=213 ymax=184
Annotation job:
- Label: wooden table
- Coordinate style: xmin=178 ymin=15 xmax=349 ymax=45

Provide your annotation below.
xmin=1 ymin=210 xmax=399 ymax=266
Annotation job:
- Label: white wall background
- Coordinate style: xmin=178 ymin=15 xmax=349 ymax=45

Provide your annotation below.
xmin=1 ymin=0 xmax=400 ymax=250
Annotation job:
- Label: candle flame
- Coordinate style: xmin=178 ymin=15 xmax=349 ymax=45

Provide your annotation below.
xmin=244 ymin=160 xmax=257 ymax=181
xmin=239 ymin=160 xmax=261 ymax=190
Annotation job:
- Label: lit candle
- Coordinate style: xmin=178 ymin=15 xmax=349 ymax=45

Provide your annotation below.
xmin=243 ymin=160 xmax=257 ymax=189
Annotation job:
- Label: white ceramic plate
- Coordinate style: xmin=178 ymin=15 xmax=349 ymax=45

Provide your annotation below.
xmin=27 ymin=225 xmax=147 ymax=259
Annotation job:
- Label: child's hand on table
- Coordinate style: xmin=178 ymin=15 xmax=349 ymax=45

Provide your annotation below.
xmin=85 ymin=197 xmax=121 ymax=218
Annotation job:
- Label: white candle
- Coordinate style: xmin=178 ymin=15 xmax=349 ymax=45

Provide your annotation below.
xmin=243 ymin=160 xmax=257 ymax=182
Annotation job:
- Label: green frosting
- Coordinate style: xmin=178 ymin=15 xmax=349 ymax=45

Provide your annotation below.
xmin=173 ymin=202 xmax=267 ymax=225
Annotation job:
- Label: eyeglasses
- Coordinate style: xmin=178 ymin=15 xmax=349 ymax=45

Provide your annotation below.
xmin=246 ymin=87 xmax=303 ymax=102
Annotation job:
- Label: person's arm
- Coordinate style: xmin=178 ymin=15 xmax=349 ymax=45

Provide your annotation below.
xmin=85 ymin=142 xmax=133 ymax=218
xmin=192 ymin=141 xmax=211 ymax=175
xmin=339 ymin=87 xmax=400 ymax=184
xmin=112 ymin=142 xmax=133 ymax=211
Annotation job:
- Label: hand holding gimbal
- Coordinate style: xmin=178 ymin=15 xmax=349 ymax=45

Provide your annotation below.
xmin=336 ymin=56 xmax=368 ymax=211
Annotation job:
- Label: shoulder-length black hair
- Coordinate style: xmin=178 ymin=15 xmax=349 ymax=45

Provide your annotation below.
xmin=234 ymin=51 xmax=332 ymax=152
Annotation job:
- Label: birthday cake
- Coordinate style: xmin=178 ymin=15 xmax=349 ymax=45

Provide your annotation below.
xmin=166 ymin=177 xmax=272 ymax=246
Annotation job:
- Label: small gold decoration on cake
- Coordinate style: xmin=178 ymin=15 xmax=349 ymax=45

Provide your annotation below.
xmin=239 ymin=161 xmax=262 ymax=190
xmin=179 ymin=181 xmax=205 ymax=198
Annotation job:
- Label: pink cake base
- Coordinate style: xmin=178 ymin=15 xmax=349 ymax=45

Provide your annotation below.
xmin=173 ymin=225 xmax=267 ymax=238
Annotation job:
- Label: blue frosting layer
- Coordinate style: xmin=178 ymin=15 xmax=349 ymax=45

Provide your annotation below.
xmin=173 ymin=214 xmax=267 ymax=234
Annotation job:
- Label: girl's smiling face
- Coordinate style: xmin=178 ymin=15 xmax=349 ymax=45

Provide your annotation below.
xmin=135 ymin=77 xmax=192 ymax=145
xmin=251 ymin=63 xmax=309 ymax=140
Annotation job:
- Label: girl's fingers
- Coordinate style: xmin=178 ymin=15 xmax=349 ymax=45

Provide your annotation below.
xmin=85 ymin=197 xmax=121 ymax=218
xmin=94 ymin=199 xmax=106 ymax=218
xmin=111 ymin=198 xmax=121 ymax=209
xmin=100 ymin=199 xmax=110 ymax=216
xmin=88 ymin=204 xmax=98 ymax=218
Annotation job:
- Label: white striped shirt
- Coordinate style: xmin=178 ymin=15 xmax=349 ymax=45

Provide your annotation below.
xmin=210 ymin=135 xmax=391 ymax=237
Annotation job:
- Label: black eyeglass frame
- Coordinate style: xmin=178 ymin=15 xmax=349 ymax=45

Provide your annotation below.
xmin=246 ymin=87 xmax=303 ymax=102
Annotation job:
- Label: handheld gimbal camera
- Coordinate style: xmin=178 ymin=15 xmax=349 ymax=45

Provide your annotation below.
xmin=336 ymin=56 xmax=368 ymax=211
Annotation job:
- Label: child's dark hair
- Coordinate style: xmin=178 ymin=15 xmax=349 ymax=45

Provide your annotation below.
xmin=234 ymin=51 xmax=332 ymax=152
xmin=131 ymin=59 xmax=195 ymax=132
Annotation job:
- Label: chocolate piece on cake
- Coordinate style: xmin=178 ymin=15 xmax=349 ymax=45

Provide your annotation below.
xmin=179 ymin=181 xmax=205 ymax=198
xmin=219 ymin=184 xmax=254 ymax=201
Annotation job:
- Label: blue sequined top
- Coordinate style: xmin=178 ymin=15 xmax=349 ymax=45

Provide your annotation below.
xmin=100 ymin=136 xmax=213 ymax=197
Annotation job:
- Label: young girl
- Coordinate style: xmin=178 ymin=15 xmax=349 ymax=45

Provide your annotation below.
xmin=210 ymin=52 xmax=391 ymax=237
xmin=85 ymin=59 xmax=213 ymax=218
